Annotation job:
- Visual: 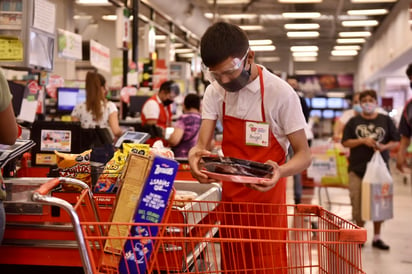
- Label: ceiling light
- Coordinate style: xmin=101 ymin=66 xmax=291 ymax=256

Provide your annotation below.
xmin=249 ymin=39 xmax=273 ymax=45
xmin=293 ymin=57 xmax=317 ymax=62
xmin=331 ymin=50 xmax=358 ymax=56
xmin=207 ymin=0 xmax=250 ymax=4
xmin=258 ymin=57 xmax=280 ymax=62
xmin=174 ymin=48 xmax=194 ymax=53
xmin=287 ymin=31 xmax=319 ymax=38
xmin=329 ymin=56 xmax=354 ymax=61
xmin=337 ymin=38 xmax=366 ymax=44
xmin=178 ymin=53 xmax=195 ymax=58
xmin=155 ymin=35 xmax=167 ymax=40
xmin=102 ymin=14 xmax=117 ymax=21
xmin=156 ymin=43 xmax=184 ymax=48
xmin=347 ymin=9 xmax=388 ymax=16
xmin=334 ymin=45 xmax=361 ymax=50
xmin=290 ymin=45 xmax=319 ymax=52
xmin=239 ymin=25 xmax=264 ymax=31
xmin=342 ymin=20 xmax=379 ymax=27
xmin=284 ymin=23 xmax=320 ymax=30
xmin=282 ymin=12 xmax=321 ymax=19
xmin=351 ymin=0 xmax=396 ymax=3
xmin=295 ymin=70 xmax=316 ymax=74
xmin=292 ymin=51 xmax=318 ymax=57
xmin=327 ymin=92 xmax=346 ymax=98
xmin=220 ymin=14 xmax=258 ymax=19
xmin=338 ymin=31 xmax=371 ymax=37
xmin=278 ymin=0 xmax=322 ymax=2
xmin=76 ymin=0 xmax=111 ymax=5
xmin=250 ymin=45 xmax=276 ymax=51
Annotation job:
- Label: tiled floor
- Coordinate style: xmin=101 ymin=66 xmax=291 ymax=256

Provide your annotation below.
xmin=286 ymin=159 xmax=412 ymax=274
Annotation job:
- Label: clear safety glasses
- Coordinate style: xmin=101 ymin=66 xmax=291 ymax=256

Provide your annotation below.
xmin=202 ymin=49 xmax=249 ymax=81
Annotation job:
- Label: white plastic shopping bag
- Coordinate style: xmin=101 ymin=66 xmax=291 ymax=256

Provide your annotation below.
xmin=361 ymin=151 xmax=393 ymax=221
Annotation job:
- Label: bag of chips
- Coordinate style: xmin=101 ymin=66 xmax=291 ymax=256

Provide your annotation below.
xmin=94 ymin=150 xmax=127 ymax=193
xmin=55 ymin=149 xmax=92 ymax=191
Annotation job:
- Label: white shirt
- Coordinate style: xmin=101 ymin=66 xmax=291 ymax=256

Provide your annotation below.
xmin=71 ymin=101 xmax=118 ymax=129
xmin=202 ymin=66 xmax=307 ymax=152
xmin=141 ymin=95 xmax=162 ymax=120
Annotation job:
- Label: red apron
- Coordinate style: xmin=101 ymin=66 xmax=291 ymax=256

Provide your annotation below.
xmin=141 ymin=95 xmax=172 ymax=146
xmin=220 ymin=66 xmax=288 ymax=273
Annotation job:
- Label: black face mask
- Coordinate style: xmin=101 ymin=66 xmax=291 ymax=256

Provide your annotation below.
xmin=163 ymin=99 xmax=174 ymax=106
xmin=218 ymin=62 xmax=251 ymax=92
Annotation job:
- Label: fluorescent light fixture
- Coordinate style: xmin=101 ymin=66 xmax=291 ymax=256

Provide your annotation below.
xmin=327 ymin=92 xmax=346 ymax=98
xmin=156 ymin=43 xmax=184 ymax=48
xmin=339 ymin=31 xmax=371 ymax=37
xmin=258 ymin=56 xmax=280 ymax=62
xmin=292 ymin=51 xmax=318 ymax=57
xmin=207 ymin=0 xmax=250 ymax=4
xmin=76 ymin=0 xmax=111 ymax=5
xmin=155 ymin=35 xmax=167 ymax=40
xmin=284 ymin=23 xmax=320 ymax=30
xmin=334 ymin=45 xmax=361 ymax=50
xmin=220 ymin=14 xmax=258 ymax=19
xmin=239 ymin=25 xmax=264 ymax=31
xmin=249 ymin=39 xmax=273 ymax=46
xmin=178 ymin=53 xmax=195 ymax=58
xmin=74 ymin=15 xmax=93 ymax=20
xmin=331 ymin=50 xmax=358 ymax=56
xmin=293 ymin=56 xmax=317 ymax=62
xmin=342 ymin=20 xmax=379 ymax=27
xmin=282 ymin=12 xmax=321 ymax=19
xmin=329 ymin=56 xmax=354 ymax=61
xmin=351 ymin=0 xmax=396 ymax=3
xmin=347 ymin=9 xmax=388 ymax=16
xmin=278 ymin=0 xmax=322 ymax=2
xmin=295 ymin=70 xmax=316 ymax=74
xmin=174 ymin=48 xmax=194 ymax=53
xmin=287 ymin=31 xmax=319 ymax=38
xmin=337 ymin=38 xmax=366 ymax=44
xmin=102 ymin=14 xmax=117 ymax=21
xmin=290 ymin=45 xmax=319 ymax=52
xmin=250 ymin=45 xmax=276 ymax=51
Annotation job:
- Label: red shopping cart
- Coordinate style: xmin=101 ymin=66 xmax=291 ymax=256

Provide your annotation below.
xmin=4 ymin=178 xmax=367 ymax=273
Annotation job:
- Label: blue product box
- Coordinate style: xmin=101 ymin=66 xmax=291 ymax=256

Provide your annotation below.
xmin=119 ymin=155 xmax=179 ymax=274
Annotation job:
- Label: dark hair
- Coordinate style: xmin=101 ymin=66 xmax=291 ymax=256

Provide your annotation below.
xmin=406 ymin=63 xmax=412 ymax=77
xmin=200 ymin=22 xmax=249 ymax=67
xmin=184 ymin=93 xmax=201 ymax=111
xmin=159 ymin=80 xmax=180 ymax=96
xmin=359 ymin=89 xmax=377 ymax=101
xmin=85 ymin=71 xmax=106 ymax=121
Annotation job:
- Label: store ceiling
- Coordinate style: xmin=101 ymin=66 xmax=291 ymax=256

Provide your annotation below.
xmin=73 ymin=0 xmax=400 ymax=75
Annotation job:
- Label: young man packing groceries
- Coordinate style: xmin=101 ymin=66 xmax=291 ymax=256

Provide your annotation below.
xmin=188 ymin=22 xmax=311 ymax=272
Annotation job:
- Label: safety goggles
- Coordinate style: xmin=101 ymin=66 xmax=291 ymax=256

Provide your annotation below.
xmin=202 ymin=49 xmax=249 ymax=81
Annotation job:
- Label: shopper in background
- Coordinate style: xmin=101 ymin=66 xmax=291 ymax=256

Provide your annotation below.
xmin=71 ymin=71 xmax=123 ymax=162
xmin=286 ymin=75 xmax=310 ymax=205
xmin=0 ymin=68 xmax=19 ymax=244
xmin=333 ymin=93 xmax=361 ymax=142
xmin=342 ymin=89 xmax=399 ymax=250
xmin=188 ymin=21 xmax=311 ymax=271
xmin=167 ymin=93 xmax=201 ymax=158
xmin=141 ymin=80 xmax=180 ymax=145
xmin=396 ymin=63 xmax=412 ymax=173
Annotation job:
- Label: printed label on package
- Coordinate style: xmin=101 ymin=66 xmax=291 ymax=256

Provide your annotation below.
xmin=119 ymin=156 xmax=178 ymax=274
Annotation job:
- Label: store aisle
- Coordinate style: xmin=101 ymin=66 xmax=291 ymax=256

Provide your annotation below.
xmin=286 ymin=160 xmax=412 ymax=274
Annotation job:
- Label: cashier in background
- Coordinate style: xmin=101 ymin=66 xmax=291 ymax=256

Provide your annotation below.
xmin=141 ymin=80 xmax=180 ymax=145
xmin=0 ymin=68 xmax=19 ymax=244
xmin=188 ymin=22 xmax=311 ymax=272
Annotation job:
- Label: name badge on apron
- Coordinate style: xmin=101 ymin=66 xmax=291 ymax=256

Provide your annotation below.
xmin=245 ymin=121 xmax=269 ymax=147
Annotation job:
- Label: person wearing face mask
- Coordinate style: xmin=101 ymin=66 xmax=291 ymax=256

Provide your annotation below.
xmin=396 ymin=63 xmax=412 ymax=173
xmin=188 ymin=22 xmax=311 ymax=271
xmin=141 ymin=80 xmax=180 ymax=145
xmin=342 ymin=89 xmax=400 ymax=250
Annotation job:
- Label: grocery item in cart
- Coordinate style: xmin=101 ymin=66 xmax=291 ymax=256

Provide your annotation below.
xmin=94 ymin=150 xmax=127 ymax=193
xmin=173 ymin=190 xmax=199 ymax=207
xmin=201 ymin=156 xmax=273 ymax=183
xmin=55 ymin=149 xmax=92 ymax=191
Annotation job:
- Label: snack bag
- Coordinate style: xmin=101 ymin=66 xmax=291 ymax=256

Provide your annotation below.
xmin=94 ymin=150 xmax=127 ymax=193
xmin=55 ymin=149 xmax=92 ymax=191
xmin=122 ymin=143 xmax=150 ymax=156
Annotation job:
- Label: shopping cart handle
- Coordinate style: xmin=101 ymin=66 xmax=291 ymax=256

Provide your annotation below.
xmin=34 ymin=178 xmax=61 ymax=195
